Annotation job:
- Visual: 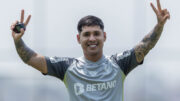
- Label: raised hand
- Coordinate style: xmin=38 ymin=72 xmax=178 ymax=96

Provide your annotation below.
xmin=134 ymin=0 xmax=170 ymax=63
xmin=11 ymin=9 xmax=31 ymax=42
xmin=150 ymin=0 xmax=170 ymax=26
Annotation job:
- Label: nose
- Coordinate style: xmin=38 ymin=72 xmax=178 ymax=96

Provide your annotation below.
xmin=89 ymin=34 xmax=96 ymax=41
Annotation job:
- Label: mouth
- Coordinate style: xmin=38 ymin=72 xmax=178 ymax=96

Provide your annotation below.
xmin=88 ymin=44 xmax=97 ymax=48
xmin=87 ymin=43 xmax=98 ymax=48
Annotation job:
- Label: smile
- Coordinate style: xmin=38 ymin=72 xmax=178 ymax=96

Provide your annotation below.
xmin=89 ymin=45 xmax=97 ymax=48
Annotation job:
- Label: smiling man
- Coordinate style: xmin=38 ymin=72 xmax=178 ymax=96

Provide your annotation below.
xmin=11 ymin=0 xmax=170 ymax=101
xmin=77 ymin=19 xmax=106 ymax=62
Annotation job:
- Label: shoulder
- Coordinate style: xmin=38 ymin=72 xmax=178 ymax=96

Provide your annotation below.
xmin=110 ymin=49 xmax=134 ymax=61
xmin=45 ymin=56 xmax=77 ymax=69
xmin=47 ymin=56 xmax=75 ymax=63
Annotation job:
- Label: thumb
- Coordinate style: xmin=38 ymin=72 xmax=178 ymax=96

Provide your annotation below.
xmin=19 ymin=28 xmax=25 ymax=37
xmin=163 ymin=14 xmax=169 ymax=22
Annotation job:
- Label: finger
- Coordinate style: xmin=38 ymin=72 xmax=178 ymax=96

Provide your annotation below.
xmin=11 ymin=21 xmax=19 ymax=37
xmin=163 ymin=14 xmax=169 ymax=21
xmin=157 ymin=0 xmax=162 ymax=11
xmin=11 ymin=21 xmax=19 ymax=30
xmin=24 ymin=15 xmax=31 ymax=26
xmin=11 ymin=21 xmax=17 ymax=29
xmin=20 ymin=9 xmax=24 ymax=23
xmin=11 ymin=25 xmax=15 ymax=30
xmin=163 ymin=9 xmax=170 ymax=19
xmin=162 ymin=9 xmax=167 ymax=16
xmin=20 ymin=28 xmax=25 ymax=37
xmin=150 ymin=3 xmax=158 ymax=15
xmin=162 ymin=9 xmax=167 ymax=14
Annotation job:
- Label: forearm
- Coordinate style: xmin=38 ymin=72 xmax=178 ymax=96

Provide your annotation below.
xmin=14 ymin=39 xmax=36 ymax=64
xmin=142 ymin=23 xmax=164 ymax=54
xmin=134 ymin=24 xmax=164 ymax=62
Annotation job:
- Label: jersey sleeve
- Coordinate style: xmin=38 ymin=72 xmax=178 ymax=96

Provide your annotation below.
xmin=43 ymin=56 xmax=74 ymax=80
xmin=111 ymin=48 xmax=143 ymax=76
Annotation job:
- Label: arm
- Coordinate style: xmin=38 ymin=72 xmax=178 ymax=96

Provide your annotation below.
xmin=14 ymin=39 xmax=47 ymax=73
xmin=11 ymin=10 xmax=47 ymax=73
xmin=134 ymin=0 xmax=170 ymax=63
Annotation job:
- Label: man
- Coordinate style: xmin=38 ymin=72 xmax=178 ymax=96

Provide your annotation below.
xmin=11 ymin=0 xmax=170 ymax=101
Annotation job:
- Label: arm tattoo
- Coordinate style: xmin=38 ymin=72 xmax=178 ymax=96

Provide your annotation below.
xmin=15 ymin=39 xmax=36 ymax=63
xmin=135 ymin=24 xmax=164 ymax=62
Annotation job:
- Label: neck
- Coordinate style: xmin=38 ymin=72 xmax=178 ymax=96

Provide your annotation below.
xmin=84 ymin=53 xmax=103 ymax=62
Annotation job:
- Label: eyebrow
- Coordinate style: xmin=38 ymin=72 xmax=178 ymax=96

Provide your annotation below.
xmin=82 ymin=31 xmax=90 ymax=34
xmin=94 ymin=31 xmax=100 ymax=33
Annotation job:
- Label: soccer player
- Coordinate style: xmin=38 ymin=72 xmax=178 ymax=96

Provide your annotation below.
xmin=10 ymin=0 xmax=170 ymax=101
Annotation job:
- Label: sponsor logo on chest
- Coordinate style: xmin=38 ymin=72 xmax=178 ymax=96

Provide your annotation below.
xmin=74 ymin=80 xmax=117 ymax=96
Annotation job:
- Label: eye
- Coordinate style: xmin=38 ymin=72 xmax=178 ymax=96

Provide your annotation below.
xmin=94 ymin=31 xmax=100 ymax=36
xmin=83 ymin=32 xmax=90 ymax=37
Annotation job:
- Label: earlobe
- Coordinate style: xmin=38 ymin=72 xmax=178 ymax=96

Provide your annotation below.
xmin=77 ymin=34 xmax=81 ymax=44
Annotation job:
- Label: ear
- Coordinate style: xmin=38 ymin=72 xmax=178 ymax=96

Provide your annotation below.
xmin=77 ymin=34 xmax=81 ymax=44
xmin=103 ymin=32 xmax=107 ymax=42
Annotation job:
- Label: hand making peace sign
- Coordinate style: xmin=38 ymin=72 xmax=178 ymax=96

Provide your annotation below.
xmin=150 ymin=0 xmax=170 ymax=26
xmin=11 ymin=9 xmax=31 ymax=42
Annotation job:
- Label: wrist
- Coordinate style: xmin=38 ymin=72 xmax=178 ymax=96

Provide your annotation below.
xmin=157 ymin=23 xmax=164 ymax=28
xmin=14 ymin=38 xmax=22 ymax=44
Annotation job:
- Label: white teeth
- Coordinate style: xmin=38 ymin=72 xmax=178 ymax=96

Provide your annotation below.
xmin=89 ymin=45 xmax=96 ymax=48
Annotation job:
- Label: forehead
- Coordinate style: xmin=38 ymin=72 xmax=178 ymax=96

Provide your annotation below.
xmin=81 ymin=26 xmax=103 ymax=33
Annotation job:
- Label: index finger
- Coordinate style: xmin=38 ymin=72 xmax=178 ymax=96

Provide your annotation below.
xmin=157 ymin=0 xmax=162 ymax=11
xmin=20 ymin=9 xmax=24 ymax=23
xmin=150 ymin=3 xmax=158 ymax=15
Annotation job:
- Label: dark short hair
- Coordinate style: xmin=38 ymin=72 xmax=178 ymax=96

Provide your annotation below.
xmin=77 ymin=15 xmax=104 ymax=33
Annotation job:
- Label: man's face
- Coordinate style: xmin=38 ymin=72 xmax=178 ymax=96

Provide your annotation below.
xmin=77 ymin=26 xmax=106 ymax=56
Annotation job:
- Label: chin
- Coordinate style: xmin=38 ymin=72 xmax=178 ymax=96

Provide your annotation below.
xmin=87 ymin=51 xmax=100 ymax=56
xmin=89 ymin=53 xmax=98 ymax=56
